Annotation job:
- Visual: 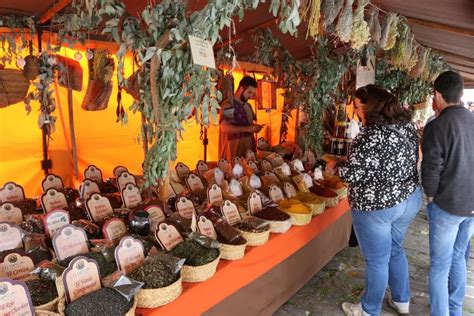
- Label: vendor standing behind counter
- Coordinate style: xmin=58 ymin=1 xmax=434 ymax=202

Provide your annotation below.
xmin=219 ymin=76 xmax=263 ymax=161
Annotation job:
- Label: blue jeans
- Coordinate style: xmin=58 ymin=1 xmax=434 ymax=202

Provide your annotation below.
xmin=352 ymin=187 xmax=422 ymax=315
xmin=428 ymin=202 xmax=474 ymax=316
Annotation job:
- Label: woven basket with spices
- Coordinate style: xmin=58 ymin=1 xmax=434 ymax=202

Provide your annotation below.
xmin=278 ymin=199 xmax=313 ymax=226
xmin=293 ymin=192 xmax=326 ymax=216
xmin=233 ymin=216 xmax=271 ymax=246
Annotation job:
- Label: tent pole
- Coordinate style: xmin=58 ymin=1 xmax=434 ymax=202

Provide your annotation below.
xmin=67 ymin=88 xmax=79 ymax=178
xmin=38 ymin=28 xmax=52 ymax=175
xmin=203 ymin=127 xmax=208 ymax=162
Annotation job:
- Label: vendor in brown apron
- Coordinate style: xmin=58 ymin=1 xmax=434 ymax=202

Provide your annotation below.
xmin=219 ymin=76 xmax=263 ymax=161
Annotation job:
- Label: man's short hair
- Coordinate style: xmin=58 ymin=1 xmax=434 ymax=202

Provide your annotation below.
xmin=434 ymin=71 xmax=464 ymax=104
xmin=238 ymin=76 xmax=257 ymax=90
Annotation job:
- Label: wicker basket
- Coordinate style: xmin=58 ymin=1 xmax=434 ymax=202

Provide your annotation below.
xmin=135 ymin=277 xmax=183 ymax=308
xmin=219 ymin=241 xmax=247 ymax=260
xmin=23 ymin=55 xmax=40 ymax=80
xmin=181 ymin=255 xmax=220 ymax=283
xmin=284 ymin=211 xmax=312 ymax=226
xmin=265 ymin=218 xmax=292 ymax=234
xmin=35 ymin=297 xmax=60 ymax=313
xmin=316 ymin=195 xmax=339 ymax=208
xmin=0 ymin=69 xmax=30 ymax=108
xmin=334 ymin=186 xmax=348 ymax=199
xmin=57 ymin=294 xmax=137 ymax=316
xmin=304 ymin=201 xmax=326 ymax=216
xmin=236 ymin=228 xmax=270 ymax=246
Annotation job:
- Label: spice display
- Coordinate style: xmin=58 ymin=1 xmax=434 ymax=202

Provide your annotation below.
xmin=233 ymin=217 xmax=270 ymax=233
xmin=254 ymin=207 xmax=291 ymax=221
xmin=65 ymin=287 xmax=132 ymax=316
xmin=59 ymin=252 xmax=117 ymax=278
xmin=185 ymin=189 xmax=207 ymax=207
xmin=25 ymin=278 xmax=58 ymax=306
xmin=129 ymin=234 xmax=156 ymax=256
xmin=169 ymin=240 xmax=219 ymax=267
xmin=165 ymin=213 xmax=192 ymax=234
xmin=166 ymin=196 xmax=179 ymax=213
xmin=294 ymin=192 xmax=324 ymax=204
xmin=309 ymin=184 xmax=338 ymax=197
xmin=103 ymin=193 xmax=122 ymax=209
xmin=98 ymin=180 xmax=118 ymax=194
xmin=12 ymin=199 xmax=39 ymax=215
xmin=278 ymin=199 xmax=312 ymax=214
xmin=128 ymin=209 xmax=151 ymax=235
xmin=72 ymin=219 xmax=102 ymax=239
xmin=68 ymin=205 xmax=89 ymax=221
xmin=214 ymin=221 xmax=245 ymax=245
xmin=29 ymin=248 xmax=53 ymax=264
xmin=63 ymin=188 xmax=80 ymax=204
xmin=335 ymin=0 xmax=354 ymax=42
xmin=202 ymin=206 xmax=223 ymax=224
xmin=20 ymin=214 xmax=45 ymax=234
xmin=350 ymin=0 xmax=370 ymax=49
xmin=128 ymin=257 xmax=179 ymax=289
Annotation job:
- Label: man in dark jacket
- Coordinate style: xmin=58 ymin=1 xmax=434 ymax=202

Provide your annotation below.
xmin=421 ymin=71 xmax=474 ymax=316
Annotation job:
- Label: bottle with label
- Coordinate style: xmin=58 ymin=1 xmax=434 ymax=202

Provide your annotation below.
xmin=334 ymin=103 xmax=348 ymax=139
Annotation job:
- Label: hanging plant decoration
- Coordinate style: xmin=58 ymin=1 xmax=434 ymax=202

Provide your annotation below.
xmin=305 ymin=0 xmax=322 ymax=39
xmin=410 ymin=46 xmax=430 ymax=78
xmin=368 ymin=7 xmax=382 ymax=45
xmin=335 ymin=0 xmax=354 ymax=43
xmin=380 ymin=13 xmax=399 ymax=50
xmin=322 ymin=0 xmax=345 ymax=31
xmin=350 ymin=0 xmax=370 ymax=50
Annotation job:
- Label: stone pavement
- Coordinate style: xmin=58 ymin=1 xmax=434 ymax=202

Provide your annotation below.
xmin=275 ymin=202 xmax=474 ymax=316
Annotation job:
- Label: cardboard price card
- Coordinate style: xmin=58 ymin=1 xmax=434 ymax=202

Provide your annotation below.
xmin=197 ymin=216 xmax=217 ymax=240
xmin=196 ymin=160 xmax=209 ymax=176
xmin=248 ymin=192 xmax=263 ymax=215
xmin=185 ymin=173 xmax=205 ymax=192
xmin=42 ymin=209 xmax=70 ymax=238
xmin=86 ymin=193 xmax=114 ymax=224
xmin=121 ymin=183 xmax=142 ymax=208
xmin=292 ymin=159 xmax=305 ymax=172
xmin=218 ymin=157 xmax=230 ymax=172
xmin=175 ymin=197 xmax=196 ymax=219
xmin=117 ymin=171 xmax=137 ymax=192
xmin=52 ymin=225 xmax=89 ymax=261
xmin=247 ymin=160 xmax=259 ymax=173
xmin=84 ymin=165 xmax=103 ymax=183
xmin=114 ymin=237 xmax=145 ymax=274
xmin=0 ymin=203 xmax=23 ymax=225
xmin=0 ymin=252 xmax=35 ymax=280
xmin=175 ymin=162 xmax=191 ymax=179
xmin=188 ymin=35 xmax=216 ymax=69
xmin=41 ymin=189 xmax=68 ymax=213
xmin=113 ymin=166 xmax=128 ymax=178
xmin=261 ymin=159 xmax=273 ymax=171
xmin=0 ymin=222 xmax=23 ymax=252
xmin=0 ymin=182 xmax=25 ymax=203
xmin=145 ymin=205 xmax=166 ymax=232
xmin=63 ymin=256 xmax=101 ymax=303
xmin=269 ymin=185 xmax=285 ymax=203
xmin=0 ymin=278 xmax=35 ymax=316
xmin=284 ymin=182 xmax=297 ymax=198
xmin=207 ymin=184 xmax=223 ymax=206
xmin=221 ymin=200 xmax=241 ymax=226
xmin=155 ymin=223 xmax=184 ymax=251
xmin=41 ymin=174 xmax=64 ymax=192
xmin=233 ymin=156 xmax=243 ymax=166
xmin=246 ymin=150 xmax=256 ymax=161
xmin=102 ymin=218 xmax=128 ymax=242
xmin=80 ymin=179 xmax=100 ymax=201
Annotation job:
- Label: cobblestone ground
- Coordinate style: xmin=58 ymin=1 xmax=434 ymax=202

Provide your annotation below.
xmin=275 ymin=202 xmax=474 ymax=316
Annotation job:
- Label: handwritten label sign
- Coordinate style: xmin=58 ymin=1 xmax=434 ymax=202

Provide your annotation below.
xmin=218 ymin=157 xmax=230 ymax=172
xmin=0 ymin=223 xmax=22 ymax=252
xmin=102 ymin=218 xmax=128 ymax=242
xmin=42 ymin=209 xmax=70 ymax=238
xmin=86 ymin=194 xmax=114 ymax=224
xmin=246 ymin=150 xmax=256 ymax=161
xmin=247 ymin=160 xmax=259 ymax=173
xmin=261 ymin=159 xmax=273 ymax=171
xmin=113 ymin=166 xmax=128 ymax=178
xmin=269 ymin=185 xmax=285 ymax=203
xmin=52 ymin=225 xmax=89 ymax=261
xmin=0 ymin=279 xmax=34 ymax=316
xmin=284 ymin=182 xmax=297 ymax=198
xmin=84 ymin=165 xmax=103 ymax=183
xmin=229 ymin=179 xmax=243 ymax=197
xmin=63 ymin=256 xmax=101 ymax=303
xmin=0 ymin=203 xmax=22 ymax=225
xmin=197 ymin=216 xmax=217 ymax=240
xmin=185 ymin=173 xmax=205 ymax=192
xmin=41 ymin=189 xmax=68 ymax=213
xmin=117 ymin=171 xmax=136 ymax=192
xmin=114 ymin=237 xmax=145 ymax=274
xmin=189 ymin=35 xmax=216 ymax=69
xmin=221 ymin=200 xmax=241 ymax=226
xmin=207 ymin=184 xmax=223 ymax=206
xmin=175 ymin=162 xmax=191 ymax=180
xmin=0 ymin=182 xmax=25 ymax=203
xmin=121 ymin=183 xmax=142 ymax=208
xmin=41 ymin=174 xmax=64 ymax=192
xmin=145 ymin=205 xmax=166 ymax=232
xmin=248 ymin=192 xmax=263 ymax=215
xmin=175 ymin=197 xmax=196 ymax=219
xmin=0 ymin=253 xmax=34 ymax=280
xmin=155 ymin=223 xmax=184 ymax=251
xmin=80 ymin=179 xmax=100 ymax=201
xmin=196 ymin=160 xmax=209 ymax=176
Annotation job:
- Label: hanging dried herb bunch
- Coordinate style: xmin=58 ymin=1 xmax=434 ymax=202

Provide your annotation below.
xmin=335 ymin=0 xmax=354 ymax=42
xmin=380 ymin=13 xmax=399 ymax=50
xmin=91 ymin=50 xmax=114 ymax=83
xmin=350 ymin=0 xmax=370 ymax=49
xmin=305 ymin=0 xmax=322 ymax=38
xmin=410 ymin=46 xmax=430 ymax=78
xmin=322 ymin=0 xmax=344 ymax=31
xmin=368 ymin=7 xmax=381 ymax=44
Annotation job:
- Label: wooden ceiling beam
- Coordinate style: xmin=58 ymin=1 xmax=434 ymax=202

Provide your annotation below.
xmin=406 ymin=16 xmax=474 ymax=37
xmin=39 ymin=0 xmax=70 ymax=25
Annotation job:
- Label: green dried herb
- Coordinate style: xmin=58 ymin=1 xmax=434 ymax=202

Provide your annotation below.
xmin=169 ymin=240 xmax=219 ymax=267
xmin=25 ymin=279 xmax=58 ymax=306
xmin=128 ymin=257 xmax=179 ymax=289
xmin=59 ymin=252 xmax=117 ymax=278
xmin=65 ymin=288 xmax=131 ymax=316
xmin=335 ymin=0 xmax=354 ymax=42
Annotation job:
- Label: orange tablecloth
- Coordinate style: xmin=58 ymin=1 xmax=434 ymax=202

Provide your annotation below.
xmin=137 ymin=199 xmax=350 ymax=316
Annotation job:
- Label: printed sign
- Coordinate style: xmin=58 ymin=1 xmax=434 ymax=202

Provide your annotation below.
xmin=170 ymin=180 xmax=186 ymax=196
xmin=271 ymin=155 xmax=284 ymax=167
xmin=257 ymin=137 xmax=270 ymax=149
xmin=356 ymin=55 xmax=376 ymax=89
xmin=248 ymin=192 xmax=263 ymax=215
xmin=233 ymin=156 xmax=243 ymax=166
xmin=261 ymin=159 xmax=273 ymax=171
xmin=264 ymin=171 xmax=280 ymax=183
xmin=218 ymin=157 xmax=230 ymax=172
xmin=117 ymin=171 xmax=136 ymax=192
xmin=196 ymin=160 xmax=209 ymax=176
xmin=197 ymin=216 xmax=217 ymax=240
xmin=0 ymin=203 xmax=22 ymax=225
xmin=284 ymin=182 xmax=297 ymax=198
xmin=249 ymin=174 xmax=262 ymax=189
xmin=0 ymin=253 xmax=34 ymax=280
xmin=155 ymin=223 xmax=184 ymax=251
xmin=63 ymin=256 xmax=101 ymax=303
xmin=269 ymin=185 xmax=285 ymax=203
xmin=188 ymin=35 xmax=216 ymax=69
xmin=114 ymin=237 xmax=145 ymax=274
xmin=247 ymin=160 xmax=259 ymax=173
xmin=121 ymin=183 xmax=142 ymax=208
xmin=0 ymin=223 xmax=22 ymax=252
xmin=214 ymin=168 xmax=225 ymax=186
xmin=102 ymin=218 xmax=128 ymax=242
xmin=246 ymin=150 xmax=256 ymax=161
xmin=207 ymin=184 xmax=223 ymax=206
xmin=0 ymin=182 xmax=25 ymax=203
xmin=175 ymin=197 xmax=196 ymax=219
xmin=229 ymin=179 xmax=243 ymax=197
xmin=292 ymin=159 xmax=305 ymax=172
xmin=80 ymin=179 xmax=100 ymax=201
xmin=42 ymin=209 xmax=70 ymax=238
xmin=84 ymin=165 xmax=103 ymax=183
xmin=303 ymin=173 xmax=314 ymax=189
xmin=221 ymin=200 xmax=241 ymax=226
xmin=86 ymin=194 xmax=114 ymax=224
xmin=41 ymin=189 xmax=68 ymax=213
xmin=175 ymin=162 xmax=191 ymax=179
xmin=145 ymin=205 xmax=166 ymax=232
xmin=185 ymin=173 xmax=205 ymax=192
xmin=52 ymin=225 xmax=89 ymax=261
xmin=0 ymin=279 xmax=34 ymax=316
xmin=113 ymin=166 xmax=128 ymax=178
xmin=41 ymin=174 xmax=64 ymax=192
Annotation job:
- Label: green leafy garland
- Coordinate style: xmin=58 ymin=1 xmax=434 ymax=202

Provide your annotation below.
xmin=0 ymin=15 xmax=37 ymax=65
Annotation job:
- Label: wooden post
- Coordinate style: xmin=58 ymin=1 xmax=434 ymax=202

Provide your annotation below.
xmin=67 ymin=88 xmax=79 ymax=178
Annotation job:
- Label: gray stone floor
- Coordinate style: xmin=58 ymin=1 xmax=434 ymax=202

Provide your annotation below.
xmin=275 ymin=203 xmax=474 ymax=316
